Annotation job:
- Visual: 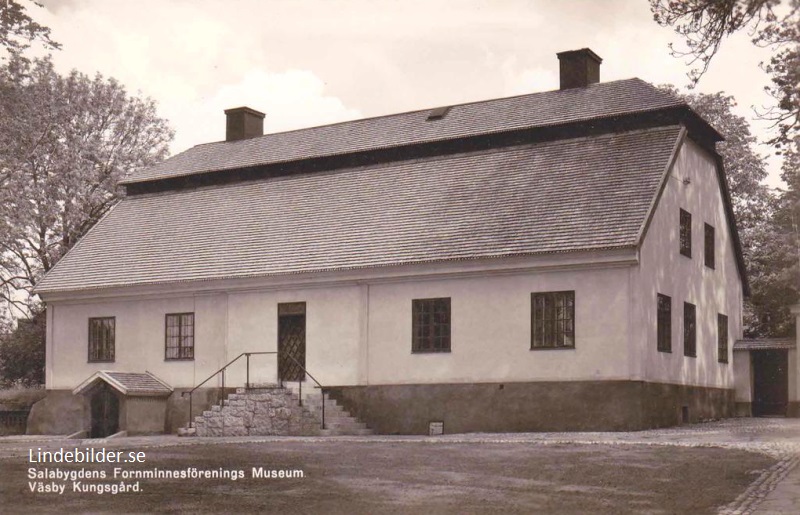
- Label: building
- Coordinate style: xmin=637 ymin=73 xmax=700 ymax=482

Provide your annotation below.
xmin=30 ymin=49 xmax=755 ymax=436
xmin=733 ymin=304 xmax=800 ymax=419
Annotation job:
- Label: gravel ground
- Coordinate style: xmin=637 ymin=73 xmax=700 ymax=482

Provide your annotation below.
xmin=0 ymin=418 xmax=798 ymax=514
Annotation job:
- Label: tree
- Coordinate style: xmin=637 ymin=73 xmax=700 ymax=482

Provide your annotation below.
xmin=0 ymin=0 xmax=60 ymax=59
xmin=0 ymin=56 xmax=174 ymax=315
xmin=759 ymin=137 xmax=800 ymax=335
xmin=0 ymin=306 xmax=44 ymax=387
xmin=651 ymin=0 xmax=799 ymax=148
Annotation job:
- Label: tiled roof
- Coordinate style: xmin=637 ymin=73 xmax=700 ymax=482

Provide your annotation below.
xmin=121 ymin=78 xmax=686 ymax=185
xmin=73 ymin=371 xmax=173 ymax=396
xmin=36 ymin=126 xmax=682 ymax=293
xmin=734 ymin=339 xmax=796 ymax=351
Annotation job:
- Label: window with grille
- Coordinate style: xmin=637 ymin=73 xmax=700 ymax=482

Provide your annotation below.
xmin=412 ymin=298 xmax=451 ymax=353
xmin=680 ymin=209 xmax=692 ymax=258
xmin=88 ymin=317 xmax=115 ymax=362
xmin=718 ymin=313 xmax=728 ymax=363
xmin=705 ymin=223 xmax=715 ymax=269
xmin=684 ymin=302 xmax=696 ymax=357
xmin=165 ymin=313 xmax=194 ymax=360
xmin=657 ymin=294 xmax=672 ymax=353
xmin=531 ymin=291 xmax=575 ymax=349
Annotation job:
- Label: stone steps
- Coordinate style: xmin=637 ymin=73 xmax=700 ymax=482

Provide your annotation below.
xmin=283 ymin=382 xmax=374 ymax=436
xmin=191 ymin=385 xmax=372 ymax=437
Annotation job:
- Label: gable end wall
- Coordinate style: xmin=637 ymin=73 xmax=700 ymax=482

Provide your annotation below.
xmin=633 ymin=137 xmax=743 ymax=390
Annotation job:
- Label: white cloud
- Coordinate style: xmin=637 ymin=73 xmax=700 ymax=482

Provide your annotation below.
xmin=172 ymin=68 xmax=362 ymax=152
xmin=501 ymin=57 xmax=558 ymax=96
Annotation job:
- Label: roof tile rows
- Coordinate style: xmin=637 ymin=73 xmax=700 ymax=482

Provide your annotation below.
xmin=122 ymin=78 xmax=686 ymax=184
xmin=734 ymin=339 xmax=796 ymax=351
xmin=36 ymin=125 xmax=682 ymax=293
xmin=104 ymin=372 xmax=172 ymax=395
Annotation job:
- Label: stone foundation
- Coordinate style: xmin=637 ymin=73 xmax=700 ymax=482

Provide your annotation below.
xmin=27 ymin=388 xmax=231 ymax=435
xmin=735 ymin=402 xmax=753 ymax=417
xmin=194 ymin=388 xmax=320 ymax=437
xmin=27 ymin=390 xmax=86 ymax=435
xmin=28 ymin=381 xmax=736 ymax=436
xmin=166 ymin=388 xmax=235 ymax=434
xmin=326 ymin=380 xmax=735 ymax=435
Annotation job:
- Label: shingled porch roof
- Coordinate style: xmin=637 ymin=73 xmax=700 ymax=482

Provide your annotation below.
xmin=36 ymin=125 xmax=684 ymax=294
xmin=73 ymin=371 xmax=173 ymax=397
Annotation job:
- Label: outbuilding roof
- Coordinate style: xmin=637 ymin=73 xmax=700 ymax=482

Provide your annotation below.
xmin=121 ymin=78 xmax=689 ymax=185
xmin=73 ymin=371 xmax=173 ymax=397
xmin=734 ymin=338 xmax=796 ymax=351
xmin=36 ymin=125 xmax=683 ymax=293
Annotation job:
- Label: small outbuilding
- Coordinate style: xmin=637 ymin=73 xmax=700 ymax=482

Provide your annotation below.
xmin=733 ymin=305 xmax=800 ymax=418
xmin=73 ymin=371 xmax=173 ymax=437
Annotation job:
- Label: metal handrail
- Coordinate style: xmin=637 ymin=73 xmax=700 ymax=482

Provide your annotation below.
xmin=283 ymin=353 xmax=327 ymax=430
xmin=182 ymin=351 xmax=328 ymax=431
xmin=182 ymin=351 xmax=276 ymax=428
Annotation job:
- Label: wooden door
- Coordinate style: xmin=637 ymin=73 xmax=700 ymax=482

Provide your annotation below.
xmin=278 ymin=302 xmax=306 ymax=382
xmin=90 ymin=383 xmax=119 ymax=438
xmin=753 ymin=350 xmax=788 ymax=416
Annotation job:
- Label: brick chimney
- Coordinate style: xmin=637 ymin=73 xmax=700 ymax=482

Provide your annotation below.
xmin=224 ymin=107 xmax=265 ymax=142
xmin=556 ymin=48 xmax=602 ymax=90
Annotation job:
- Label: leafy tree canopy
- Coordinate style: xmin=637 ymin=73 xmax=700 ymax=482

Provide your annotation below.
xmin=0 ymin=1 xmax=60 ymax=59
xmin=651 ymin=0 xmax=799 ymax=148
xmin=0 ymin=56 xmax=174 ymax=316
xmin=0 ymin=306 xmax=44 ymax=387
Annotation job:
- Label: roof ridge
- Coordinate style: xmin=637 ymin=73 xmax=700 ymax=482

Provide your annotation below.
xmin=187 ymin=77 xmax=678 ymax=149
xmin=121 ymin=77 xmax=691 ymax=186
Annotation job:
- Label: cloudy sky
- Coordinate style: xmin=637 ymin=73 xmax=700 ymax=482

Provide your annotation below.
xmin=30 ymin=0 xmax=784 ymax=187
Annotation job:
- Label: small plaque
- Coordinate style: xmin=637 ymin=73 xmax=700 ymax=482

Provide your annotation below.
xmin=429 ymin=421 xmax=443 ymax=436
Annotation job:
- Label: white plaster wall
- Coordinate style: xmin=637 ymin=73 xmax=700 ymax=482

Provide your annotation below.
xmin=225 ymin=286 xmax=362 ymax=387
xmin=365 ymin=267 xmax=632 ymax=385
xmin=47 ymin=294 xmax=228 ymax=389
xmin=47 ymin=286 xmax=363 ymax=390
xmin=633 ymin=137 xmax=743 ymax=389
xmin=733 ymin=351 xmax=752 ymax=402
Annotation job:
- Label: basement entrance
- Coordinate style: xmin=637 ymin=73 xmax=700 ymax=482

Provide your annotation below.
xmin=278 ymin=302 xmax=306 ymax=382
xmin=752 ymin=349 xmax=789 ymax=416
xmin=90 ymin=382 xmax=119 ymax=438
xmin=74 ymin=371 xmax=173 ymax=436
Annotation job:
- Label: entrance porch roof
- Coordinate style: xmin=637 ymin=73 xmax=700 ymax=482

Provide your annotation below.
xmin=73 ymin=371 xmax=173 ymax=397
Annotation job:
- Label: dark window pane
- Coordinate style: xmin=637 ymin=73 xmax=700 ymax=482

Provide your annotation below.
xmin=165 ymin=313 xmax=195 ymax=360
xmin=718 ymin=314 xmax=728 ymax=363
xmin=657 ymin=294 xmax=672 ymax=352
xmin=680 ymin=209 xmax=692 ymax=258
xmin=684 ymin=302 xmax=696 ymax=357
xmin=531 ymin=291 xmax=575 ymax=349
xmin=705 ymin=223 xmax=715 ymax=269
xmin=88 ymin=317 xmax=115 ymax=362
xmin=412 ymin=298 xmax=451 ymax=353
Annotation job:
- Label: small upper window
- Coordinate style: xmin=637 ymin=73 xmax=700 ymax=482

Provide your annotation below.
xmin=166 ymin=313 xmax=195 ymax=360
xmin=705 ymin=223 xmax=715 ymax=269
xmin=88 ymin=317 xmax=115 ymax=363
xmin=412 ymin=298 xmax=451 ymax=353
xmin=680 ymin=209 xmax=692 ymax=258
xmin=531 ymin=291 xmax=575 ymax=349
xmin=718 ymin=314 xmax=729 ymax=363
xmin=427 ymin=106 xmax=451 ymax=121
xmin=683 ymin=302 xmax=696 ymax=358
xmin=657 ymin=294 xmax=672 ymax=353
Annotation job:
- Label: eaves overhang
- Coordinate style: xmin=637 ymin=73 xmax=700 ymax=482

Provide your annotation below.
xmin=39 ymin=246 xmax=640 ymax=303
